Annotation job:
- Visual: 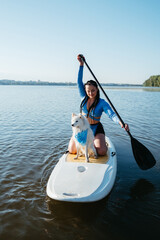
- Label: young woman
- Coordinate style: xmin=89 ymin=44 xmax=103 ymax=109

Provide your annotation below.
xmin=68 ymin=55 xmax=129 ymax=156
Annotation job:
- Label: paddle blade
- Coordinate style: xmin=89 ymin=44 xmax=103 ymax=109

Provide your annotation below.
xmin=131 ymin=136 xmax=156 ymax=170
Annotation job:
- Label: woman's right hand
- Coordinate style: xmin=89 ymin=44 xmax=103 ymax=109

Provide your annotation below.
xmin=77 ymin=54 xmax=84 ymax=66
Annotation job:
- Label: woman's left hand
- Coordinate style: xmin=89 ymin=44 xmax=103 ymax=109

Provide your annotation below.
xmin=119 ymin=122 xmax=129 ymax=131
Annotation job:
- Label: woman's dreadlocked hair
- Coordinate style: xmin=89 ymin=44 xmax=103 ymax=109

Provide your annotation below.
xmin=80 ymin=80 xmax=100 ymax=118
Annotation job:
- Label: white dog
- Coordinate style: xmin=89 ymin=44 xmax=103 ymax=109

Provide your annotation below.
xmin=71 ymin=113 xmax=97 ymax=162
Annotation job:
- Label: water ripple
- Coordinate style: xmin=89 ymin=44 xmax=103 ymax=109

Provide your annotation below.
xmin=0 ymin=86 xmax=160 ymax=240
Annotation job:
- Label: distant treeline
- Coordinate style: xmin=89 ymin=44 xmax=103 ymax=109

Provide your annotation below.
xmin=0 ymin=79 xmax=76 ymax=86
xmin=0 ymin=79 xmax=142 ymax=87
xmin=143 ymin=75 xmax=160 ymax=87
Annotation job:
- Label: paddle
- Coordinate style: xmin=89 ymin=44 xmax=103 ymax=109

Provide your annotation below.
xmin=79 ymin=54 xmax=156 ymax=170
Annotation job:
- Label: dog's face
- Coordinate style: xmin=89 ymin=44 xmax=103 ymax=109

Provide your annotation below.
xmin=71 ymin=113 xmax=84 ymax=128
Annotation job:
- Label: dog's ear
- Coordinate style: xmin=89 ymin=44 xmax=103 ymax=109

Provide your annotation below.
xmin=80 ymin=113 xmax=84 ymax=118
xmin=80 ymin=114 xmax=84 ymax=119
xmin=72 ymin=113 xmax=76 ymax=117
xmin=80 ymin=114 xmax=85 ymax=121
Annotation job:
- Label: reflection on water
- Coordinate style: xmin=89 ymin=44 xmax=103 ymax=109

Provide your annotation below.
xmin=130 ymin=178 xmax=155 ymax=199
xmin=45 ymin=177 xmax=158 ymax=240
xmin=103 ymin=86 xmax=160 ymax=92
xmin=142 ymin=87 xmax=160 ymax=92
xmin=0 ymin=86 xmax=160 ymax=240
xmin=47 ymin=195 xmax=108 ymax=222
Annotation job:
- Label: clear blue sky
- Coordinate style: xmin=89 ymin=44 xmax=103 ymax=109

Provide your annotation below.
xmin=0 ymin=0 xmax=160 ymax=84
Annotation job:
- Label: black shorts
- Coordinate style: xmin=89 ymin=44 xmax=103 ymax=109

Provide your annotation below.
xmin=95 ymin=122 xmax=105 ymax=136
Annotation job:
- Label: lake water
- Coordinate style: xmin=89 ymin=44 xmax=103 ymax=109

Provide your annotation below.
xmin=0 ymin=85 xmax=160 ymax=240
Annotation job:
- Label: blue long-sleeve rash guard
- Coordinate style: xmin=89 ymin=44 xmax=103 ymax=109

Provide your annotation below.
xmin=77 ymin=66 xmax=119 ymax=134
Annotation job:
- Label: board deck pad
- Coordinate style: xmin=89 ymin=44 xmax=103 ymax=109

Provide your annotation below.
xmin=66 ymin=139 xmax=109 ymax=164
xmin=66 ymin=151 xmax=109 ymax=164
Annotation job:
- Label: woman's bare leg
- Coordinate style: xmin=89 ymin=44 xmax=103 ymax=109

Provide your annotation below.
xmin=68 ymin=136 xmax=77 ymax=154
xmin=94 ymin=133 xmax=107 ymax=156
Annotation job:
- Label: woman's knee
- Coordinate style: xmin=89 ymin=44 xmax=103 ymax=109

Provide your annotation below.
xmin=96 ymin=146 xmax=107 ymax=156
xmin=68 ymin=137 xmax=77 ymax=154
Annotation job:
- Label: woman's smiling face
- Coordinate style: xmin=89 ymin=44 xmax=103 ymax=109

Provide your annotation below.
xmin=85 ymin=84 xmax=98 ymax=99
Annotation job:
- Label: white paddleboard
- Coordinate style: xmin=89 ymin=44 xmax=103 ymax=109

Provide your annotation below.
xmin=46 ymin=136 xmax=117 ymax=202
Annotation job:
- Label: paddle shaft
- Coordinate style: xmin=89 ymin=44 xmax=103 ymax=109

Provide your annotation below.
xmin=79 ymin=55 xmax=156 ymax=170
xmin=80 ymin=56 xmax=132 ymax=138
